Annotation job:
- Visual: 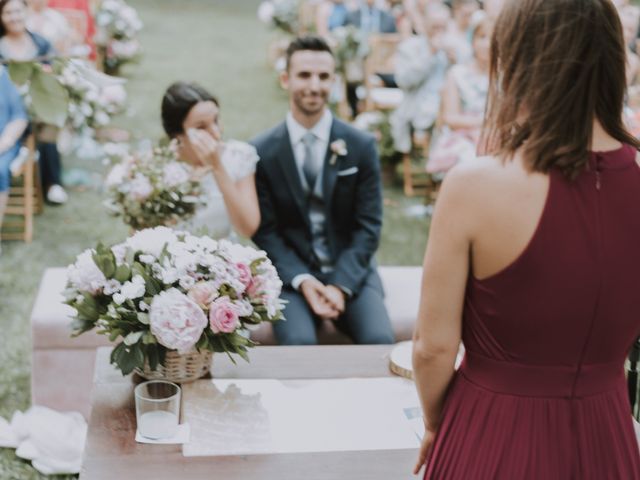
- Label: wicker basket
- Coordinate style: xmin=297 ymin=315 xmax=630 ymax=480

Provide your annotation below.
xmin=135 ymin=349 xmax=213 ymax=383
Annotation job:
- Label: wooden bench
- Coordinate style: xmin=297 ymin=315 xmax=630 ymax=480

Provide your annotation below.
xmin=30 ymin=266 xmax=422 ymax=417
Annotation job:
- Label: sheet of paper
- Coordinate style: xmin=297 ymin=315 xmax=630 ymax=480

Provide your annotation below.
xmin=182 ymin=377 xmax=422 ymax=457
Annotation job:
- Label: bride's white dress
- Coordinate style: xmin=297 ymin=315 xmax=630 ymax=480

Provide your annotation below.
xmin=177 ymin=140 xmax=259 ymax=239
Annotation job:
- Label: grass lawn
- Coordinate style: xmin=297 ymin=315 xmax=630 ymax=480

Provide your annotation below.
xmin=0 ymin=1 xmax=429 ymax=477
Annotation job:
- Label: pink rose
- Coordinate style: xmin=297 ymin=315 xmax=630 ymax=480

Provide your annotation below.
xmin=188 ymin=281 xmax=218 ymax=308
xmin=149 ymin=288 xmax=207 ymax=353
xmin=235 ymin=262 xmax=252 ymax=288
xmin=209 ymin=296 xmax=240 ymax=334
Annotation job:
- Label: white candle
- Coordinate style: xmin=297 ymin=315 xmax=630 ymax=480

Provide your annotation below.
xmin=139 ymin=410 xmax=178 ymax=439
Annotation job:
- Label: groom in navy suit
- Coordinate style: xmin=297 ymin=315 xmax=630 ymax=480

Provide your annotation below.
xmin=251 ymin=36 xmax=394 ymax=345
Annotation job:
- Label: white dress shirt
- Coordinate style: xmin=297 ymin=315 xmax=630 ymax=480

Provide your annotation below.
xmin=286 ymin=108 xmax=333 ymax=189
xmin=286 ymin=109 xmax=336 ymax=292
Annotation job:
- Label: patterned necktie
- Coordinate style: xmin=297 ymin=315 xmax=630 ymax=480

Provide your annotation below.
xmin=301 ymin=131 xmax=318 ymax=189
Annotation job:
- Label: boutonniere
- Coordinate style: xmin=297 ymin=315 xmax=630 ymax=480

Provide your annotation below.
xmin=329 ymin=139 xmax=348 ymax=165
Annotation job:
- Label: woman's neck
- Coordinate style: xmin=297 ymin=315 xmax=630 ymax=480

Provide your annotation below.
xmin=3 ymin=30 xmax=28 ymax=42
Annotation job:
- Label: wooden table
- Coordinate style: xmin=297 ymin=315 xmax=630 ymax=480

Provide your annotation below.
xmin=80 ymin=345 xmax=418 ymax=479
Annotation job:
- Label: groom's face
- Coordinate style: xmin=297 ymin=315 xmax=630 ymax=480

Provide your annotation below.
xmin=281 ymin=50 xmax=335 ymax=117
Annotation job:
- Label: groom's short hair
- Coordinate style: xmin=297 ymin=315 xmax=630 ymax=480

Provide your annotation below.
xmin=286 ymin=35 xmax=334 ymax=71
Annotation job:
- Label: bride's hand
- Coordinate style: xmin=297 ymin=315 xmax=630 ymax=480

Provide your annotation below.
xmin=186 ymin=128 xmax=222 ymax=171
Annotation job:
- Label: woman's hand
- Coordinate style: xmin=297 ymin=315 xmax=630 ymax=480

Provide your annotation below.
xmin=413 ymin=424 xmax=437 ymax=475
xmin=186 ymin=128 xmax=222 ymax=171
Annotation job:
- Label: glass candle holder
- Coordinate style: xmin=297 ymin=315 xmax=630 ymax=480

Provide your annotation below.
xmin=135 ymin=380 xmax=181 ymax=440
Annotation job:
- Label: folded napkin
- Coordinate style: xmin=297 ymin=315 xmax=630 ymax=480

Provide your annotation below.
xmin=0 ymin=406 xmax=86 ymax=475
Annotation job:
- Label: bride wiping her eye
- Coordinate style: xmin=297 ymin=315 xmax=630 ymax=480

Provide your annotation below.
xmin=161 ymin=81 xmax=260 ymax=239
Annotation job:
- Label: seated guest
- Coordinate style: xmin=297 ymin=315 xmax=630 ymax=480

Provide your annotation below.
xmin=47 ymin=0 xmax=95 ymax=60
xmin=25 ymin=0 xmax=78 ymax=55
xmin=316 ymin=0 xmax=349 ymax=38
xmin=0 ymin=0 xmax=68 ymax=204
xmin=427 ymin=15 xmax=490 ymax=175
xmin=482 ymin=0 xmax=504 ymax=20
xmin=251 ymin=36 xmax=394 ymax=346
xmin=345 ymin=0 xmax=397 ymax=34
xmin=390 ymin=2 xmax=451 ymax=154
xmin=445 ymin=0 xmax=478 ymax=63
xmin=0 ymin=65 xmax=28 ymax=252
xmin=620 ymin=6 xmax=640 ymax=85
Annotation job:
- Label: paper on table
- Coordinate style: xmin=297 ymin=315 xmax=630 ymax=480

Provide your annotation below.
xmin=135 ymin=423 xmax=190 ymax=444
xmin=182 ymin=377 xmax=421 ymax=457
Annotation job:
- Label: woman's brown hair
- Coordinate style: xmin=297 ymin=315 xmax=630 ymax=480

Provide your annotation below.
xmin=483 ymin=0 xmax=640 ymax=178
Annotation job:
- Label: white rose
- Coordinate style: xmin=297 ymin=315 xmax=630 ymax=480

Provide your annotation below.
xmin=126 ymin=227 xmax=177 ymax=258
xmin=67 ymin=249 xmax=107 ymax=294
xmin=119 ymin=275 xmax=146 ymax=300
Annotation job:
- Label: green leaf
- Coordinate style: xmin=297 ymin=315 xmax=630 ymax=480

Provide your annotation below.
xmin=124 ymin=331 xmax=143 ymax=346
xmin=92 ymin=244 xmax=117 ymax=278
xmin=111 ymin=342 xmax=145 ymax=375
xmin=7 ymin=61 xmax=34 ymax=86
xmin=114 ymin=264 xmax=131 ymax=283
xmin=74 ymin=293 xmax=100 ymax=321
xmin=146 ymin=344 xmax=160 ymax=371
xmin=70 ymin=317 xmax=95 ymax=336
xmin=29 ymin=66 xmax=68 ymax=127
xmin=142 ymin=330 xmax=156 ymax=344
xmin=137 ymin=312 xmax=150 ymax=325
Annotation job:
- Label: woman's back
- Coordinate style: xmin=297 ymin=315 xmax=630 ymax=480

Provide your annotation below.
xmin=422 ymin=142 xmax=640 ymax=478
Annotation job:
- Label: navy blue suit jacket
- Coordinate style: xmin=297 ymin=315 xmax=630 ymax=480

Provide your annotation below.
xmin=251 ymin=117 xmax=383 ymax=295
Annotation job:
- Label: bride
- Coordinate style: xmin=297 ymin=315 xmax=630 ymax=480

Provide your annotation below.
xmin=161 ymin=81 xmax=260 ymax=238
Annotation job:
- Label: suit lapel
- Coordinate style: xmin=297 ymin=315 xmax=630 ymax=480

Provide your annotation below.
xmin=322 ymin=119 xmax=341 ymax=216
xmin=275 ymin=123 xmax=310 ymax=226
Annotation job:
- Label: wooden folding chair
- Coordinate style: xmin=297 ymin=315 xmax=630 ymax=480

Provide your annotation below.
xmin=401 ymin=105 xmax=444 ymax=200
xmin=1 ymin=134 xmax=43 ymax=243
xmin=363 ymin=34 xmax=403 ymax=112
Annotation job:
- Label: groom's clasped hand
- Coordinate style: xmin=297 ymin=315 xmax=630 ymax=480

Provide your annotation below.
xmin=299 ymin=278 xmax=345 ymax=320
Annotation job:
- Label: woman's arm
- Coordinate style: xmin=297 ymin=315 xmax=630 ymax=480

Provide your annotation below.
xmin=412 ymin=165 xmax=473 ymax=473
xmin=440 ymin=69 xmax=484 ymax=130
xmin=214 ymin=172 xmax=260 ymax=238
xmin=0 ymin=119 xmax=28 ymax=154
xmin=186 ymin=129 xmax=261 ymax=238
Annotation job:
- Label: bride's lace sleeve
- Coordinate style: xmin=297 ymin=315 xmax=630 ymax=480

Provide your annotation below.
xmin=221 ymin=140 xmax=260 ymax=181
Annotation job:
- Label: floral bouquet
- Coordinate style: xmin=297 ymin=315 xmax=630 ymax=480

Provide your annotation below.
xmin=353 ymin=111 xmax=397 ymax=165
xmin=104 ymin=144 xmax=202 ymax=230
xmin=94 ymin=0 xmax=143 ymax=74
xmin=65 ymin=227 xmax=285 ymax=376
xmin=331 ymin=26 xmax=370 ymax=83
xmin=257 ymin=0 xmax=300 ymax=36
xmin=57 ymin=60 xmax=127 ymax=134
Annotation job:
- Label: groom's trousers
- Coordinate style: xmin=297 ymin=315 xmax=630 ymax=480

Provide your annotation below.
xmin=272 ymin=268 xmax=395 ymax=346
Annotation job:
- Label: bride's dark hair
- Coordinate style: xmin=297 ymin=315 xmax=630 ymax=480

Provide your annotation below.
xmin=161 ymin=82 xmax=219 ymax=138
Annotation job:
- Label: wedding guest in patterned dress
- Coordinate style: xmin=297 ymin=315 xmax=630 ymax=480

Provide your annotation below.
xmin=25 ymin=0 xmax=78 ymax=55
xmin=426 ymin=15 xmax=490 ymax=175
xmin=390 ymin=2 xmax=451 ymax=155
xmin=161 ymin=82 xmax=260 ymax=239
xmin=0 ymin=0 xmax=68 ymax=204
xmin=413 ymin=0 xmax=640 ymax=477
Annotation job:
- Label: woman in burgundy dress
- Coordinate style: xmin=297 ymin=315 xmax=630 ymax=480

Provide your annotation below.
xmin=412 ymin=0 xmax=640 ymax=478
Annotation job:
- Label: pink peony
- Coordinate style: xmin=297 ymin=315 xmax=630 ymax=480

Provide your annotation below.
xmin=235 ymin=262 xmax=252 ymax=288
xmin=209 ymin=296 xmax=240 ymax=334
xmin=149 ymin=288 xmax=207 ymax=353
xmin=188 ymin=281 xmax=219 ymax=308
